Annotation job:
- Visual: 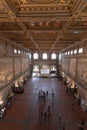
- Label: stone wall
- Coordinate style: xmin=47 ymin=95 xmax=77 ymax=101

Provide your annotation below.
xmin=69 ymin=58 xmax=76 ymax=78
xmin=77 ymin=58 xmax=87 ymax=86
xmin=62 ymin=57 xmax=69 ymax=74
xmin=59 ymin=40 xmax=87 ymax=107
xmin=0 ymin=40 xmax=31 ymax=103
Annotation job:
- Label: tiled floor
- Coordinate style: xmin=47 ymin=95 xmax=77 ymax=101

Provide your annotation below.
xmin=0 ymin=78 xmax=87 ymax=130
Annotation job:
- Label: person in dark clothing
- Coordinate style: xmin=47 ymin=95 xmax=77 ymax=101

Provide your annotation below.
xmin=63 ymin=123 xmax=66 ymax=130
xmin=44 ymin=112 xmax=47 ymax=118
xmin=79 ymin=126 xmax=84 ymax=130
xmin=58 ymin=113 xmax=62 ymax=122
xmin=52 ymin=92 xmax=54 ymax=98
xmin=81 ymin=119 xmax=85 ymax=126
xmin=78 ymin=124 xmax=84 ymax=130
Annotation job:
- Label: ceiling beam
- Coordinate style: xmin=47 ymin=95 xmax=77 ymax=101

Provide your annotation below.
xmin=0 ymin=1 xmax=40 ymax=51
xmin=63 ymin=0 xmax=87 ymax=31
xmin=0 ymin=0 xmax=17 ymax=19
xmin=16 ymin=22 xmax=40 ymax=50
xmin=60 ymin=38 xmax=87 ymax=52
xmin=5 ymin=0 xmax=17 ymax=15
xmin=50 ymin=0 xmax=87 ymax=51
xmin=0 ymin=32 xmax=31 ymax=52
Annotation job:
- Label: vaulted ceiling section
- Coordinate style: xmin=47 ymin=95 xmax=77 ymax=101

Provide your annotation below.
xmin=0 ymin=0 xmax=87 ymax=52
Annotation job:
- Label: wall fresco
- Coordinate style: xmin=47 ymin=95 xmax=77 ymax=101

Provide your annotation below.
xmin=22 ymin=57 xmax=29 ymax=72
xmin=77 ymin=59 xmax=87 ymax=85
xmin=14 ymin=57 xmax=21 ymax=76
xmin=0 ymin=57 xmax=13 ymax=88
xmin=62 ymin=57 xmax=69 ymax=74
xmin=69 ymin=58 xmax=76 ymax=78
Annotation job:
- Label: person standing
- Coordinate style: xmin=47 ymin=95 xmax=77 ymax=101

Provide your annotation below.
xmin=81 ymin=119 xmax=85 ymax=126
xmin=63 ymin=123 xmax=66 ymax=130
xmin=58 ymin=112 xmax=61 ymax=122
xmin=52 ymin=92 xmax=54 ymax=98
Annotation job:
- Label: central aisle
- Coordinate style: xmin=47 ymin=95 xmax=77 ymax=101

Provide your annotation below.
xmin=0 ymin=78 xmax=87 ymax=130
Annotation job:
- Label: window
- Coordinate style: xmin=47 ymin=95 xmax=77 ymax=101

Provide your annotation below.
xmin=42 ymin=53 xmax=47 ymax=59
xmin=68 ymin=51 xmax=70 ymax=55
xmin=18 ymin=50 xmax=21 ymax=54
xmin=59 ymin=53 xmax=62 ymax=60
xmin=74 ymin=49 xmax=77 ymax=54
xmin=79 ymin=48 xmax=83 ymax=53
xmin=29 ymin=53 xmax=31 ymax=59
xmin=71 ymin=50 xmax=73 ymax=54
xmin=51 ymin=53 xmax=56 ymax=59
xmin=33 ymin=53 xmax=38 ymax=59
xmin=14 ymin=49 xmax=17 ymax=54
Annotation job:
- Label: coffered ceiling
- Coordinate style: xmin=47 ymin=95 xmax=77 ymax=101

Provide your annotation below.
xmin=0 ymin=0 xmax=87 ymax=52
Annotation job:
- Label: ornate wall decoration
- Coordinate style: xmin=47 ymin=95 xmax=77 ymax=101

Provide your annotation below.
xmin=12 ymin=0 xmax=72 ymax=13
xmin=22 ymin=57 xmax=29 ymax=72
xmin=28 ymin=0 xmax=58 ymax=4
xmin=27 ymin=0 xmax=69 ymax=4
xmin=0 ymin=57 xmax=13 ymax=88
xmin=14 ymin=57 xmax=21 ymax=76
xmin=0 ymin=41 xmax=31 ymax=89
xmin=24 ymin=21 xmax=61 ymax=30
xmin=69 ymin=58 xmax=76 ymax=78
xmin=77 ymin=59 xmax=87 ymax=86
xmin=14 ymin=57 xmax=29 ymax=76
xmin=62 ymin=57 xmax=69 ymax=74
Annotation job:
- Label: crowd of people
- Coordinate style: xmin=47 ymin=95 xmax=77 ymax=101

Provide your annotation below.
xmin=37 ymin=90 xmax=66 ymax=129
xmin=36 ymin=89 xmax=85 ymax=130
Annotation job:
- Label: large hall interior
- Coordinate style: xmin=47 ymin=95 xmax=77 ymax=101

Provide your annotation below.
xmin=0 ymin=0 xmax=87 ymax=130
